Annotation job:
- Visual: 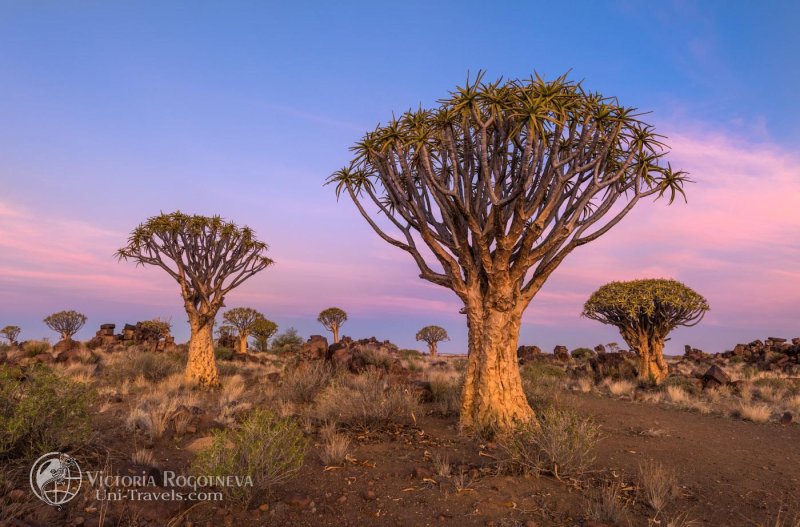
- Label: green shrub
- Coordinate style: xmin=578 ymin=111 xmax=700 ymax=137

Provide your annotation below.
xmin=270 ymin=328 xmax=303 ymax=355
xmin=500 ymin=406 xmax=601 ymax=479
xmin=108 ymin=351 xmax=185 ymax=383
xmin=571 ymin=347 xmax=595 ymax=361
xmin=215 ymin=347 xmax=234 ymax=361
xmin=521 ymin=362 xmax=567 ymax=381
xmin=190 ymin=409 xmax=306 ymax=506
xmin=0 ymin=365 xmax=93 ymax=462
xmin=662 ymin=376 xmax=700 ymax=396
xmin=315 ymin=370 xmax=420 ymax=431
xmin=399 ymin=349 xmax=422 ymax=359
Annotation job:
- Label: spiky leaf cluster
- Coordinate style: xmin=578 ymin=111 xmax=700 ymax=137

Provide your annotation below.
xmin=582 ymin=279 xmax=709 ymax=334
xmin=328 ymin=72 xmax=689 ymax=304
xmin=43 ymin=310 xmax=87 ymax=340
xmin=116 ymin=212 xmax=273 ymax=322
xmin=415 ymin=325 xmax=449 ymax=345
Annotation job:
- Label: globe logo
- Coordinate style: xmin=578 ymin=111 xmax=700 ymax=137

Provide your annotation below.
xmin=29 ymin=452 xmax=82 ymax=508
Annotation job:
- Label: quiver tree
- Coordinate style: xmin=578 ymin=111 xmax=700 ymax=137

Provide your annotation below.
xmin=328 ymin=72 xmax=689 ymax=434
xmin=416 ymin=325 xmax=449 ymax=356
xmin=583 ymin=279 xmax=708 ymax=384
xmin=44 ymin=311 xmax=87 ymax=341
xmin=116 ymin=212 xmax=273 ymax=386
xmin=0 ymin=325 xmax=21 ymax=346
xmin=223 ymin=307 xmax=264 ymax=355
xmin=250 ymin=317 xmax=278 ymax=352
xmin=317 ymin=307 xmax=347 ymax=343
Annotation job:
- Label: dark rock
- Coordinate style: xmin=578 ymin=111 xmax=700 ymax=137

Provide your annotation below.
xmin=362 ymin=490 xmax=377 ymax=501
xmin=594 ymin=344 xmax=606 ymax=355
xmin=285 ymin=494 xmax=312 ymax=508
xmin=411 ymin=381 xmax=433 ymax=402
xmin=53 ymin=338 xmax=80 ymax=354
xmin=780 ymin=412 xmax=793 ymax=425
xmin=517 ymin=345 xmax=542 ymax=365
xmin=701 ymin=365 xmax=730 ymax=389
xmin=589 ymin=352 xmax=638 ymax=380
xmin=412 ymin=466 xmax=434 ymax=479
xmin=300 ymin=335 xmax=328 ymax=361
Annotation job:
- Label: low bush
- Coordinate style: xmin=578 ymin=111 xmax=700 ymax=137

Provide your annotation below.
xmin=108 ymin=351 xmax=185 ymax=384
xmin=399 ymin=349 xmax=422 ymax=359
xmin=0 ymin=365 xmax=93 ymax=462
xmin=315 ymin=370 xmax=420 ymax=431
xmin=215 ymin=347 xmax=234 ymax=361
xmin=571 ymin=347 xmax=595 ymax=361
xmin=270 ymin=328 xmax=303 ymax=355
xmin=22 ymin=340 xmax=50 ymax=357
xmin=638 ymin=459 xmax=679 ymax=514
xmin=427 ymin=372 xmax=462 ymax=416
xmin=277 ymin=362 xmax=333 ymax=404
xmin=318 ymin=423 xmax=350 ymax=466
xmin=500 ymin=406 xmax=601 ymax=479
xmin=190 ymin=409 xmax=306 ymax=506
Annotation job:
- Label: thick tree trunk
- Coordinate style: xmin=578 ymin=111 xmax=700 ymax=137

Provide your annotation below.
xmin=623 ymin=330 xmax=668 ymax=384
xmin=332 ymin=326 xmax=339 ymax=344
xmin=459 ymin=304 xmax=534 ymax=435
xmin=429 ymin=342 xmax=437 ymax=357
xmin=186 ymin=319 xmax=219 ymax=386
xmin=237 ymin=334 xmax=248 ymax=355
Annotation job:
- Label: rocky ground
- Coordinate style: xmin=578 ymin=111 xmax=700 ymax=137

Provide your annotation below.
xmin=1 ymin=333 xmax=798 ymax=527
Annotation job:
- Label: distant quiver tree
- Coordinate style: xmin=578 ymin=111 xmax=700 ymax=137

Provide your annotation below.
xmin=317 ymin=307 xmax=347 ymax=343
xmin=44 ymin=311 xmax=87 ymax=341
xmin=416 ymin=326 xmax=449 ymax=356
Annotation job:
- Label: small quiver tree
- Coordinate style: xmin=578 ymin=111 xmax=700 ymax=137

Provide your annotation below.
xmin=582 ymin=279 xmax=709 ymax=384
xmin=222 ymin=307 xmax=264 ymax=355
xmin=317 ymin=307 xmax=347 ymax=344
xmin=0 ymin=325 xmax=21 ymax=346
xmin=416 ymin=325 xmax=449 ymax=357
xmin=250 ymin=317 xmax=278 ymax=352
xmin=116 ymin=212 xmax=273 ymax=386
xmin=44 ymin=311 xmax=87 ymax=341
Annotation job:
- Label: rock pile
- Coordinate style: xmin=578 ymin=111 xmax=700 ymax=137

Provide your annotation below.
xmin=589 ymin=351 xmax=638 ymax=380
xmin=325 ymin=336 xmax=403 ymax=373
xmin=86 ymin=322 xmax=177 ymax=351
xmin=682 ymin=337 xmax=800 ymax=373
xmin=516 ymin=345 xmax=541 ymax=365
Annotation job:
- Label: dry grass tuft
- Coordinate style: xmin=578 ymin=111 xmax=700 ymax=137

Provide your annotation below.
xmin=432 ymin=452 xmax=452 ymax=477
xmin=605 ymin=379 xmax=635 ymax=397
xmin=638 ymin=459 xmax=679 ymax=513
xmin=318 ymin=422 xmax=350 ymax=466
xmin=131 ymin=448 xmax=156 ymax=467
xmin=736 ymin=401 xmax=772 ymax=423
xmin=666 ymin=385 xmax=690 ymax=404
xmin=585 ymin=481 xmax=630 ymax=527
xmin=278 ymin=362 xmax=333 ymax=404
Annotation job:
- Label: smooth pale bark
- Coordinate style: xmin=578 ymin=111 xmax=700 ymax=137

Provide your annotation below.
xmin=331 ymin=326 xmax=340 ymax=344
xmin=237 ymin=334 xmax=248 ymax=355
xmin=186 ymin=320 xmax=219 ymax=386
xmin=459 ymin=301 xmax=534 ymax=434
xmin=622 ymin=329 xmax=668 ymax=384
xmin=428 ymin=342 xmax=438 ymax=357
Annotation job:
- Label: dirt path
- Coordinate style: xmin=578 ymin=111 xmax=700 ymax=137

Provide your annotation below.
xmin=562 ymin=392 xmax=800 ymax=525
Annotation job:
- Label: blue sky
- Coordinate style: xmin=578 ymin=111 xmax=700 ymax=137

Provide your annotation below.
xmin=1 ymin=1 xmax=798 ymax=354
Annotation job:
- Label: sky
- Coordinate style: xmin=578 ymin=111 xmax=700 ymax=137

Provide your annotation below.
xmin=0 ymin=1 xmax=798 ymax=355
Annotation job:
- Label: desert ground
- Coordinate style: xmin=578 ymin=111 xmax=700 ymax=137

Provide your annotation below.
xmin=1 ymin=331 xmax=798 ymax=527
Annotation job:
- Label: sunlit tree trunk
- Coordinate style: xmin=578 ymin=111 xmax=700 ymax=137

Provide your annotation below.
xmin=332 ymin=326 xmax=339 ymax=344
xmin=186 ymin=317 xmax=219 ymax=386
xmin=460 ymin=287 xmax=534 ymax=434
xmin=237 ymin=334 xmax=248 ymax=355
xmin=622 ymin=329 xmax=668 ymax=384
xmin=428 ymin=342 xmax=437 ymax=357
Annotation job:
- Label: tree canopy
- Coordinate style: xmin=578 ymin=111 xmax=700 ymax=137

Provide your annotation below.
xmin=0 ymin=325 xmax=21 ymax=345
xmin=44 ymin=311 xmax=87 ymax=340
xmin=582 ymin=278 xmax=709 ymax=332
xmin=416 ymin=326 xmax=449 ymax=345
xmin=250 ymin=317 xmax=278 ymax=352
xmin=327 ymin=72 xmax=689 ymax=307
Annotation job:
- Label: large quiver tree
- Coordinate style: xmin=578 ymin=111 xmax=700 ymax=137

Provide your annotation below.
xmin=328 ymin=72 xmax=689 ymax=434
xmin=116 ymin=212 xmax=273 ymax=386
xmin=583 ymin=279 xmax=708 ymax=384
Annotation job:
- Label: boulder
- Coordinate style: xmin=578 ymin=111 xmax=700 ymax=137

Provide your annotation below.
xmin=701 ymin=365 xmax=730 ymax=390
xmin=589 ymin=352 xmax=638 ymax=380
xmin=53 ymin=339 xmax=80 ymax=354
xmin=300 ymin=335 xmax=328 ymax=361
xmin=593 ymin=344 xmax=606 ymax=355
xmin=517 ymin=345 xmax=541 ymax=365
xmin=553 ymin=345 xmax=569 ymax=362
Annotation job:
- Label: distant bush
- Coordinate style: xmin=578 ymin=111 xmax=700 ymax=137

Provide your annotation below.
xmin=521 ymin=362 xmax=566 ymax=381
xmin=0 ymin=365 xmax=93 ymax=462
xmin=271 ymin=328 xmax=303 ymax=355
xmin=108 ymin=351 xmax=185 ymax=384
xmin=22 ymin=340 xmax=50 ymax=357
xmin=361 ymin=348 xmax=395 ymax=369
xmin=191 ymin=409 xmax=306 ymax=506
xmin=571 ymin=347 xmax=595 ymax=361
xmin=215 ymin=347 xmax=234 ymax=361
xmin=315 ymin=370 xmax=420 ymax=431
xmin=399 ymin=349 xmax=422 ymax=359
